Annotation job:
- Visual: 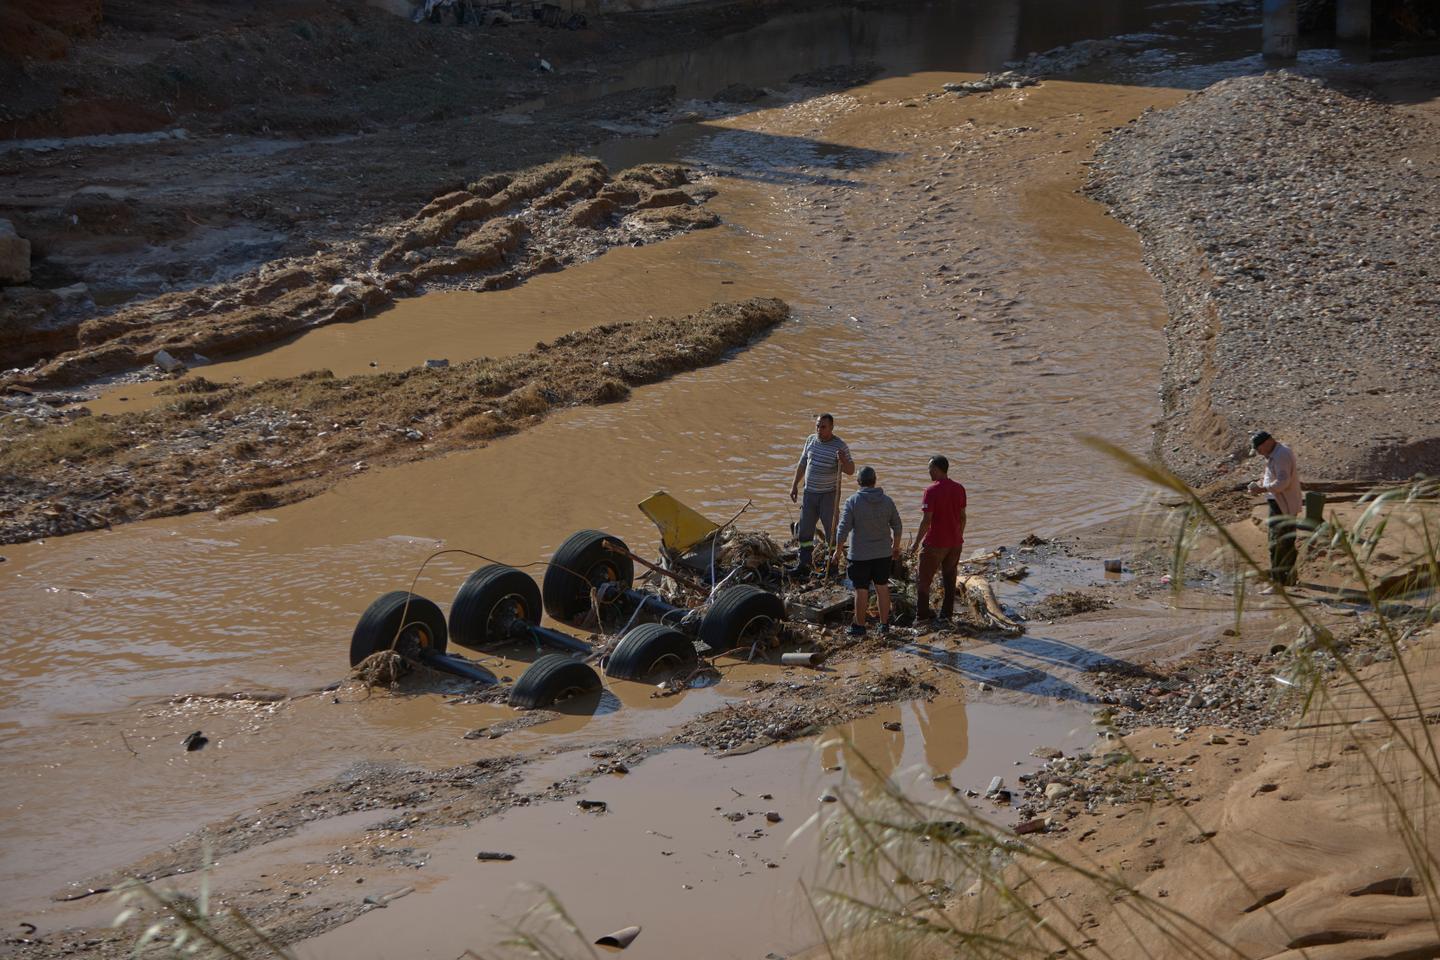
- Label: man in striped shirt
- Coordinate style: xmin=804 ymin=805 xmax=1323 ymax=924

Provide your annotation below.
xmin=788 ymin=413 xmax=854 ymax=577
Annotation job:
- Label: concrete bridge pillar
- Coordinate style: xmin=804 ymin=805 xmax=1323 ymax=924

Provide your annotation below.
xmin=1337 ymin=0 xmax=1371 ymax=41
xmin=1263 ymin=0 xmax=1298 ymax=58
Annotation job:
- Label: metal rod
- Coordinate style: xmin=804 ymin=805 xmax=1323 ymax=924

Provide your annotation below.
xmin=527 ymin=624 xmax=595 ymax=655
xmin=420 ymin=651 xmax=499 ymax=684
xmin=622 ymin=588 xmax=688 ymax=620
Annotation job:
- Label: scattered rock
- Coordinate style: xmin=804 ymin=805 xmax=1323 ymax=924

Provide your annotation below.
xmin=153 ymin=349 xmax=186 ymax=374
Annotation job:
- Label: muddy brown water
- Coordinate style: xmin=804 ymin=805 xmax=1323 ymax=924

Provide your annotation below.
xmin=2 ymin=33 xmax=1215 ymax=945
xmin=2 ymin=74 xmax=1182 ymax=912
xmin=82 ymin=226 xmax=783 ymax=416
xmin=295 ymin=701 xmax=1091 ymax=960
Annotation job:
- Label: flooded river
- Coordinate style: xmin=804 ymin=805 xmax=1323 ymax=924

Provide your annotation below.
xmin=0 ymin=0 xmax=1255 ymax=946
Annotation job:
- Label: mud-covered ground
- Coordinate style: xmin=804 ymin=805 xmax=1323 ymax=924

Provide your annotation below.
xmin=7 ymin=156 xmax=721 ymax=387
xmin=11 ymin=509 xmax=1434 ymax=960
xmin=0 ymin=0 xmax=860 ymax=370
xmin=0 ymin=295 xmax=786 ymax=544
xmin=5 ymin=4 xmax=1439 ymax=958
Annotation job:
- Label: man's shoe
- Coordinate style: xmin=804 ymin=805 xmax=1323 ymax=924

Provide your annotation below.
xmin=876 ymin=622 xmax=890 ymax=636
xmin=787 ymin=546 xmax=814 ymax=580
xmin=847 ymin=623 xmax=866 ymax=638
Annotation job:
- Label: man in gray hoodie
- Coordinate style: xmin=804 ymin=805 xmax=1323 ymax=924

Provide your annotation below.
xmin=832 ymin=466 xmax=904 ymax=637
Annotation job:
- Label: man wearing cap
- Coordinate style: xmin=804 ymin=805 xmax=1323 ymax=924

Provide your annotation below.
xmin=1247 ymin=430 xmax=1302 ymax=590
xmin=833 ymin=466 xmax=903 ymax=637
xmin=788 ymin=413 xmax=854 ymax=577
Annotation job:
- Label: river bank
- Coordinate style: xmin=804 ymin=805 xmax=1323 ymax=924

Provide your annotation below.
xmin=1087 ymin=57 xmax=1440 ymax=491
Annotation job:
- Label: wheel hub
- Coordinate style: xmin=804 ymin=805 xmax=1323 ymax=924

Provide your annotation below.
xmin=395 ymin=623 xmax=433 ymax=660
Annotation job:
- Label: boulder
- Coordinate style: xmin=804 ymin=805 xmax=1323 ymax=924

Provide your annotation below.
xmin=0 ymin=220 xmax=31 ymax=285
xmin=634 ymin=188 xmax=691 ymax=210
xmin=568 ymin=197 xmax=617 ymax=229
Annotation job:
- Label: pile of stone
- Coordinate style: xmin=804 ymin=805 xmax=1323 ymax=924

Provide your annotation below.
xmin=1093 ymin=649 xmax=1303 ymax=736
xmin=1086 ymin=72 xmax=1440 ymax=485
xmin=1010 ymin=743 xmax=1199 ymax=827
xmin=942 ymin=71 xmax=1040 ymax=96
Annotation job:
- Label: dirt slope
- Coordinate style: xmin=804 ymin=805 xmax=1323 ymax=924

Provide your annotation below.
xmin=1015 ymin=637 xmax=1439 ymax=960
xmin=1087 ymin=67 xmax=1440 ymax=488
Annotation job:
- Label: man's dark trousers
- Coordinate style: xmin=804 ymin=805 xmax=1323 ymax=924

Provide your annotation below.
xmin=1267 ymin=499 xmax=1298 ymax=586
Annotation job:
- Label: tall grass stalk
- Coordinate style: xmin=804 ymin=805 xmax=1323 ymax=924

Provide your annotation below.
xmin=110 ymin=853 xmax=295 ymax=960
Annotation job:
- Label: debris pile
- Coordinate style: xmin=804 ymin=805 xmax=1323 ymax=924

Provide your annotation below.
xmin=943 ymin=71 xmax=1040 ymax=96
xmin=715 ymin=529 xmax=786 ymax=578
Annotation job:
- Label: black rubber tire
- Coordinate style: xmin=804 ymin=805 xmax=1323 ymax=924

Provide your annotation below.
xmin=698 ymin=584 xmax=786 ymax=654
xmin=605 ymin=623 xmax=698 ymax=680
xmin=541 ymin=529 xmax=635 ymax=624
xmin=508 ymin=654 xmax=603 ymax=709
xmin=449 ymin=564 xmax=542 ymax=650
xmin=350 ymin=591 xmax=448 ymax=667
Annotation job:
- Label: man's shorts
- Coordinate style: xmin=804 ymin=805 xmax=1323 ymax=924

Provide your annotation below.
xmin=847 ymin=556 xmax=892 ymax=590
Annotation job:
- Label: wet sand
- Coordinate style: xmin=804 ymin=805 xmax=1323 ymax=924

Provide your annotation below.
xmin=299 ymin=701 xmax=1092 ymax=960
xmin=80 ymin=224 xmax=783 ymax=418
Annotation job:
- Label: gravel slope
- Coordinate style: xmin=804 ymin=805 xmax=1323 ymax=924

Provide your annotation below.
xmin=1087 ymin=68 xmax=1440 ymax=488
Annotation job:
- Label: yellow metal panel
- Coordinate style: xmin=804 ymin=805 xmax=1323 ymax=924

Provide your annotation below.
xmin=638 ymin=491 xmax=720 ymax=553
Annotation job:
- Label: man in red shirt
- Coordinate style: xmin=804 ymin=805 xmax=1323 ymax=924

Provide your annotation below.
xmin=907 ymin=455 xmax=967 ymax=623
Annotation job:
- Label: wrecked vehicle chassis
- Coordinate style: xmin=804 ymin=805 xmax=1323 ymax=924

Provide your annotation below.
xmin=348 ymin=528 xmax=788 ymax=709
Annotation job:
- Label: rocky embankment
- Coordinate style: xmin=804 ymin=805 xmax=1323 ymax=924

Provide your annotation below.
xmin=1087 ymin=69 xmax=1440 ymax=488
xmin=0 ymin=297 xmax=786 ymax=543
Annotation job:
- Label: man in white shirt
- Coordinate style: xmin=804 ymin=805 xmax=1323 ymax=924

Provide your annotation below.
xmin=1247 ymin=430 xmax=1302 ymax=590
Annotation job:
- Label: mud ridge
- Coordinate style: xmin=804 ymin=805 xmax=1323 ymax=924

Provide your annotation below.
xmin=1086 ymin=68 xmax=1440 ymax=488
xmin=2 ymin=156 xmax=718 ymax=385
xmin=0 ymin=296 xmax=787 ymax=544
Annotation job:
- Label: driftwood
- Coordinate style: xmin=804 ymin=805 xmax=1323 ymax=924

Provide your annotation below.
xmin=958 ymin=574 xmax=1024 ymax=635
xmin=960 ymin=548 xmax=1005 ymax=567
